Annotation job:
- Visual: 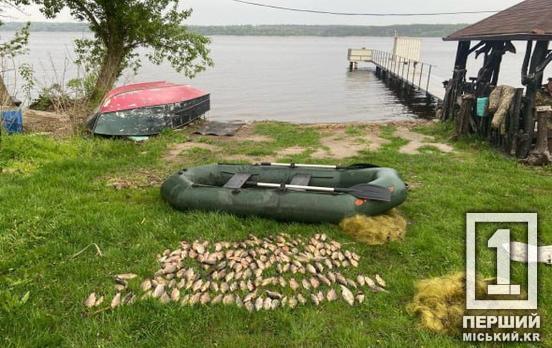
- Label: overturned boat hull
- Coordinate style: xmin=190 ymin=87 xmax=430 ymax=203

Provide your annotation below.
xmin=88 ymin=81 xmax=210 ymax=136
xmin=161 ymin=164 xmax=407 ymax=223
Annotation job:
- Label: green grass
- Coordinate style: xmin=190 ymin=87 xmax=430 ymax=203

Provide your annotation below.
xmin=254 ymin=122 xmax=320 ymax=148
xmin=0 ymin=122 xmax=551 ymax=347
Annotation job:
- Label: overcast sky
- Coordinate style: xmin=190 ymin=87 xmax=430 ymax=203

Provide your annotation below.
xmin=6 ymin=0 xmax=523 ymax=26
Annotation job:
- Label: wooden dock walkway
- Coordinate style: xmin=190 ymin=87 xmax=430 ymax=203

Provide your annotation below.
xmin=347 ymin=48 xmax=442 ymax=102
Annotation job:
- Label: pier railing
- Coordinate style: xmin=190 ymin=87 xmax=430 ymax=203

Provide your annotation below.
xmin=370 ymin=49 xmax=435 ymax=97
xmin=348 ymin=48 xmax=439 ymax=101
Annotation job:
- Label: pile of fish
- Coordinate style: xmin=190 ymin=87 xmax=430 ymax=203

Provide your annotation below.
xmin=85 ymin=233 xmax=387 ymax=311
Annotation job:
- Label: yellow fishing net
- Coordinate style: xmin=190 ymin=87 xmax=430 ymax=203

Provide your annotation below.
xmin=339 ymin=209 xmax=407 ymax=245
xmin=406 ymin=272 xmax=488 ymax=335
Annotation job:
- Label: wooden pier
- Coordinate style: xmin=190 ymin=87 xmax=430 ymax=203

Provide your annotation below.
xmin=347 ymin=48 xmax=373 ymax=71
xmin=347 ymin=48 xmax=441 ymax=103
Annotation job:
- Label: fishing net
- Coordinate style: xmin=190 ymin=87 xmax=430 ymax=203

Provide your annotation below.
xmin=406 ymin=272 xmax=488 ymax=335
xmin=407 ymin=272 xmax=537 ymax=336
xmin=488 ymin=85 xmax=504 ymax=114
xmin=339 ymin=209 xmax=407 ymax=245
xmin=489 ymin=85 xmax=516 ymax=134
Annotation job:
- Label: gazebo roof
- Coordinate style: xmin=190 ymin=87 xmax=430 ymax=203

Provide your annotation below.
xmin=444 ymin=0 xmax=552 ymax=41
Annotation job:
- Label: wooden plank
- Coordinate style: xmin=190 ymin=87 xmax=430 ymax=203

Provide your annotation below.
xmin=347 ymin=48 xmax=373 ymax=62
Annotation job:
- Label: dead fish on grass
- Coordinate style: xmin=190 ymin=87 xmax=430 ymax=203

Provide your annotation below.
xmin=111 ymin=293 xmax=122 ymax=309
xmin=340 ymin=285 xmax=355 ymax=306
xmin=84 ymin=293 xmax=97 ymax=308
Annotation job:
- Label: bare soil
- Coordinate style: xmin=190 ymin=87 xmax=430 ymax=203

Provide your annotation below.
xmin=23 ymin=110 xmax=74 ymax=137
xmin=311 ymin=124 xmax=390 ymax=159
xmin=394 ymin=126 xmax=454 ymax=154
xmin=164 ymin=120 xmax=455 ymax=163
xmin=103 ymin=169 xmax=164 ymax=190
xmin=164 ymin=142 xmax=221 ymax=162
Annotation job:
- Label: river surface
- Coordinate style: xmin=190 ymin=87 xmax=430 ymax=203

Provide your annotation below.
xmin=7 ymin=32 xmax=551 ymax=123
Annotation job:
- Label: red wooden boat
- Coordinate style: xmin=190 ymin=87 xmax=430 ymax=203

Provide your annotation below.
xmin=87 ymin=81 xmax=210 ymax=136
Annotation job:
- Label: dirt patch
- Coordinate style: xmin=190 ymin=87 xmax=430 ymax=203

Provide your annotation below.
xmin=406 ymin=181 xmax=423 ymax=191
xmin=165 ymin=138 xmax=304 ymax=164
xmin=395 ymin=127 xmax=454 ymax=154
xmin=23 ymin=110 xmax=74 ymax=137
xmin=189 ymin=123 xmax=273 ymax=143
xmin=164 ymin=124 xmax=274 ymax=162
xmin=165 ymin=123 xmax=277 ymax=163
xmin=163 ymin=120 xmax=443 ymax=163
xmin=164 ymin=142 xmax=221 ymax=162
xmin=201 ymin=146 xmax=306 ymax=164
xmin=223 ymin=154 xmax=276 ymax=163
xmin=165 ymin=141 xmax=274 ymax=164
xmin=104 ymin=170 xmax=164 ymax=190
xmin=232 ymin=124 xmax=273 ymax=142
xmin=277 ymin=146 xmax=306 ymax=157
xmin=240 ymin=134 xmax=273 ymax=142
xmin=311 ymin=124 xmax=390 ymax=159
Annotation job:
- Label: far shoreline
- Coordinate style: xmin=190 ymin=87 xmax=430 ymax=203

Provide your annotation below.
xmin=0 ymin=22 xmax=466 ymax=38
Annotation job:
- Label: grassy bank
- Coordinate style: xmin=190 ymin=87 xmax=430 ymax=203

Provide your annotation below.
xmin=0 ymin=121 xmax=551 ymax=347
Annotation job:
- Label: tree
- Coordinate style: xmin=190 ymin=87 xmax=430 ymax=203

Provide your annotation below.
xmin=0 ymin=2 xmax=30 ymax=106
xmin=19 ymin=0 xmax=212 ymax=103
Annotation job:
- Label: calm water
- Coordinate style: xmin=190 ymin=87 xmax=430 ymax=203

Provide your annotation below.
xmin=8 ymin=32 xmax=551 ymax=123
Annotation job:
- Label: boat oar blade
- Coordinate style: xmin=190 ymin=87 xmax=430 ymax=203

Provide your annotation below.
xmin=244 ymin=181 xmax=392 ymax=202
xmin=341 ymin=184 xmax=392 ymax=202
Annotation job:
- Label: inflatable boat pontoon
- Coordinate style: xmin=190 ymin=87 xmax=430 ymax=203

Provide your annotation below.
xmin=161 ymin=163 xmax=407 ymax=223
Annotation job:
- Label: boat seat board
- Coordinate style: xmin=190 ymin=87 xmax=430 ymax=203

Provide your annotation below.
xmin=223 ymin=173 xmax=252 ymax=189
xmin=290 ymin=174 xmax=312 ymax=186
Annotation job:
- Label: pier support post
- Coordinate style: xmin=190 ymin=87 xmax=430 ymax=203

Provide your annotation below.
xmin=520 ymin=40 xmax=550 ymax=158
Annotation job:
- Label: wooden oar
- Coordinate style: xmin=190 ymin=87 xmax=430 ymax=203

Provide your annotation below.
xmin=247 ymin=181 xmax=392 ymax=202
xmin=256 ymin=162 xmax=379 ymax=169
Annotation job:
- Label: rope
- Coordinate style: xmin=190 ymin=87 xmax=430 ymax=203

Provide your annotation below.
xmin=229 ymin=0 xmax=498 ymax=17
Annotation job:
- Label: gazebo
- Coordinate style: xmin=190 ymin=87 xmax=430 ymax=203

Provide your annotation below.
xmin=441 ymin=0 xmax=552 ymax=164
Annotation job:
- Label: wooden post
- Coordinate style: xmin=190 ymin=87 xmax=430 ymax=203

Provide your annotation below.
xmin=454 ymin=94 xmax=476 ymax=139
xmin=443 ymin=41 xmax=471 ymax=121
xmin=418 ymin=63 xmax=424 ymax=89
xmin=520 ymin=40 xmax=550 ymax=158
xmin=508 ymin=88 xmax=524 ymax=156
xmin=405 ymin=60 xmax=411 ymax=88
xmin=525 ymin=110 xmax=551 ymax=165
xmin=454 ymin=41 xmax=471 ymax=69
xmin=491 ymin=48 xmax=504 ymax=86
xmin=426 ymin=65 xmax=432 ymax=96
xmin=521 ymin=41 xmax=533 ymax=85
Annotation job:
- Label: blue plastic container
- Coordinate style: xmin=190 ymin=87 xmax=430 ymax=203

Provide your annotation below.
xmin=2 ymin=109 xmax=23 ymax=134
xmin=476 ymin=97 xmax=489 ymax=117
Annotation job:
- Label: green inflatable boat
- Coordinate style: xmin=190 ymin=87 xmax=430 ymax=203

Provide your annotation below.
xmin=161 ymin=163 xmax=407 ymax=223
